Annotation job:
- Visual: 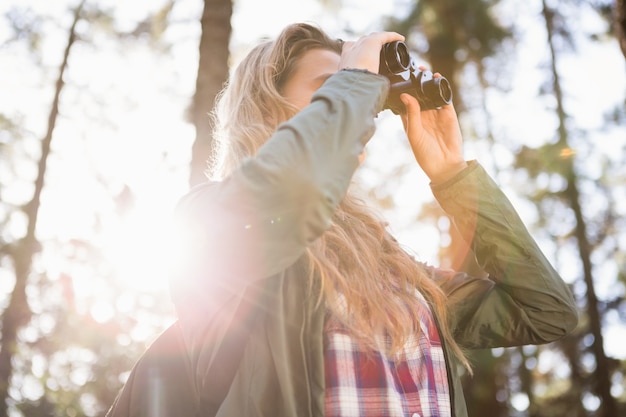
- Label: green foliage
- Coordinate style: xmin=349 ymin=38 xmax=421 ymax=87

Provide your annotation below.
xmin=3 ymin=6 xmax=43 ymax=51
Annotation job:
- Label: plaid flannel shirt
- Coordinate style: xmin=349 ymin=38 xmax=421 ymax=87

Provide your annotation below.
xmin=324 ymin=294 xmax=451 ymax=417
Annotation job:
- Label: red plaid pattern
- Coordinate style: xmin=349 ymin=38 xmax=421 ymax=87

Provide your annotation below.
xmin=324 ymin=296 xmax=451 ymax=417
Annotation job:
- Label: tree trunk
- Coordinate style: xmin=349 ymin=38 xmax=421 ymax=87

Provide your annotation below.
xmin=189 ymin=0 xmax=233 ymax=187
xmin=541 ymin=1 xmax=617 ymax=416
xmin=0 ymin=2 xmax=84 ymax=416
xmin=616 ymin=0 xmax=626 ymax=58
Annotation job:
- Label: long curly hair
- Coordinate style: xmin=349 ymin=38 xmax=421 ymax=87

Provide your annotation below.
xmin=209 ymin=22 xmax=470 ymax=371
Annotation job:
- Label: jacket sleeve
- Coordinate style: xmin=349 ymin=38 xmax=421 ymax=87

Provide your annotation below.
xmin=429 ymin=161 xmax=578 ymax=348
xmin=170 ymin=70 xmax=389 ymax=319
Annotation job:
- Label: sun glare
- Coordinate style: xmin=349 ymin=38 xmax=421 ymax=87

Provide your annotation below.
xmin=104 ymin=197 xmax=179 ymax=294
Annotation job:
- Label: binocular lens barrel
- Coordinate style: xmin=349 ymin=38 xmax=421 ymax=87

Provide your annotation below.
xmin=428 ymin=77 xmax=453 ymax=104
xmin=382 ymin=42 xmax=411 ymax=73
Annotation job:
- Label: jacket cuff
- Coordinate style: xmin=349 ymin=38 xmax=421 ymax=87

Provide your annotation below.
xmin=430 ymin=160 xmax=480 ymax=193
xmin=326 ymin=69 xmax=390 ymax=114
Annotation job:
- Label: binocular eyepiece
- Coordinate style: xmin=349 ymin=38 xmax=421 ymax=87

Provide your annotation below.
xmin=378 ymin=41 xmax=452 ymax=114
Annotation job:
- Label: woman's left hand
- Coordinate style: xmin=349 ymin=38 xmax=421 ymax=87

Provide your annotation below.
xmin=399 ymin=74 xmax=467 ymax=184
xmin=339 ymin=31 xmax=405 ymax=74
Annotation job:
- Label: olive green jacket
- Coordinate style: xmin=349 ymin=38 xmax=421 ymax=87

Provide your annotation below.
xmin=106 ymin=70 xmax=578 ymax=417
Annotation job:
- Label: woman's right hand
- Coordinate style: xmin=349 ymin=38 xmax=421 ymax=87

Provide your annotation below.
xmin=400 ymin=88 xmax=467 ymax=184
xmin=339 ymin=31 xmax=405 ymax=74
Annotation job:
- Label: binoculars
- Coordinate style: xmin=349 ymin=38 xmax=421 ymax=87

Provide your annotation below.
xmin=379 ymin=41 xmax=453 ymax=114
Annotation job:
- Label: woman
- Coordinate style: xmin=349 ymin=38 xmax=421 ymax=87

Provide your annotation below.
xmin=107 ymin=23 xmax=578 ymax=417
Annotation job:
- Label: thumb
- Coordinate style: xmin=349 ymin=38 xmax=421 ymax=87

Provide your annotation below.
xmin=400 ymin=93 xmax=422 ymax=134
xmin=400 ymin=93 xmax=421 ymax=112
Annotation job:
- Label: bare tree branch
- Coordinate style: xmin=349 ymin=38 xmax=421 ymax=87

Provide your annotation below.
xmin=0 ymin=2 xmax=85 ymax=415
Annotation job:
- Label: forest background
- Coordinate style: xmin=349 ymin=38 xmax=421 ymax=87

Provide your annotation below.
xmin=1 ymin=0 xmax=625 ymax=416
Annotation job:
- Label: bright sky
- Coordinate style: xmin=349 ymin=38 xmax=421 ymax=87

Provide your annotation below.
xmin=2 ymin=0 xmax=626 ymax=357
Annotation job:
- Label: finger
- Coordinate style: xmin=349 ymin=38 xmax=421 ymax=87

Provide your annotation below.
xmin=340 ymin=32 xmax=405 ymax=73
xmin=369 ymin=31 xmax=405 ymax=46
xmin=341 ymin=40 xmax=354 ymax=51
xmin=400 ymin=93 xmax=421 ymax=114
xmin=400 ymin=93 xmax=422 ymax=134
xmin=400 ymin=112 xmax=408 ymax=131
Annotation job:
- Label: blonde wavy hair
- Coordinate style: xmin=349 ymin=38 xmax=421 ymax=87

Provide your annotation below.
xmin=210 ymin=23 xmax=470 ymax=371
